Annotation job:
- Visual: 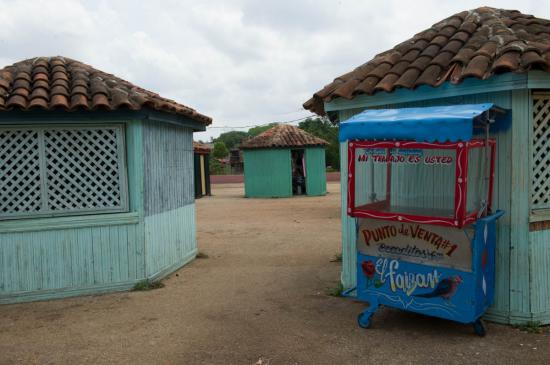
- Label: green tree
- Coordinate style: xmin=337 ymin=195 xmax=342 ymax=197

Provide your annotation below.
xmin=248 ymin=123 xmax=279 ymax=137
xmin=212 ymin=141 xmax=229 ymax=159
xmin=298 ymin=117 xmax=339 ymax=170
xmin=214 ymin=131 xmax=248 ymax=150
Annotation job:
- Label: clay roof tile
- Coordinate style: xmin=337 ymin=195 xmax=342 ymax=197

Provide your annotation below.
xmin=462 ymin=55 xmax=491 ymax=78
xmin=394 ymin=68 xmax=422 ymax=88
xmin=354 ymin=76 xmax=380 ymax=95
xmin=375 ymin=73 xmax=400 ymax=92
xmin=28 ymin=96 xmax=49 ymax=109
xmin=452 ymin=48 xmax=476 ymax=64
xmin=491 ymin=51 xmax=521 ymax=72
xmin=521 ymin=50 xmax=550 ymax=68
xmin=50 ymin=94 xmax=70 ymax=109
xmin=415 ymin=64 xmax=444 ymax=86
xmin=7 ymin=94 xmax=28 ymax=109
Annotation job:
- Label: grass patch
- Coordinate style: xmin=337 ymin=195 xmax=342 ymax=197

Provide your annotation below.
xmin=513 ymin=321 xmax=549 ymax=334
xmin=196 ymin=251 xmax=209 ymax=259
xmin=330 ymin=252 xmax=342 ymax=262
xmin=326 ymin=282 xmax=344 ymax=297
xmin=132 ymin=279 xmax=165 ymax=291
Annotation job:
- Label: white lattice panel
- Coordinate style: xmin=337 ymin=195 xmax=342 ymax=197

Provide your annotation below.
xmin=0 ymin=125 xmax=127 ymax=219
xmin=532 ymin=94 xmax=550 ymax=208
xmin=44 ymin=128 xmax=123 ymax=211
xmin=0 ymin=129 xmax=42 ymax=215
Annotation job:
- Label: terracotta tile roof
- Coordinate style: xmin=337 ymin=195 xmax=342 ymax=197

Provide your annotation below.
xmin=304 ymin=7 xmax=550 ymax=115
xmin=239 ymin=124 xmax=328 ymax=149
xmin=0 ymin=56 xmax=212 ymax=125
xmin=193 ymin=141 xmax=212 ymax=154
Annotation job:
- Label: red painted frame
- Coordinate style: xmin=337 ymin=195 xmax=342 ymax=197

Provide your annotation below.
xmin=347 ymin=139 xmax=496 ymax=228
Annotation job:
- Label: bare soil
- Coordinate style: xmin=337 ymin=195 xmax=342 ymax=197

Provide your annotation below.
xmin=0 ymin=183 xmax=548 ymax=365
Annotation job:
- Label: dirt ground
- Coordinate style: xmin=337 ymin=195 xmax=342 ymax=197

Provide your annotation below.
xmin=0 ymin=182 xmax=548 ymax=365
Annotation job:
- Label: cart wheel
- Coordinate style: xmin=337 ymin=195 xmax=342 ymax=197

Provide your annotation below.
xmin=357 ymin=312 xmax=371 ymax=329
xmin=473 ymin=319 xmax=486 ymax=337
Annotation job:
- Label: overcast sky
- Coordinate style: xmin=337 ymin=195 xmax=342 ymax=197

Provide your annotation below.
xmin=0 ymin=0 xmax=549 ymax=140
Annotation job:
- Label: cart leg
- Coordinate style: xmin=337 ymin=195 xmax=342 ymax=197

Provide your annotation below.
xmin=357 ymin=298 xmax=379 ymax=329
xmin=472 ymin=318 xmax=487 ymax=337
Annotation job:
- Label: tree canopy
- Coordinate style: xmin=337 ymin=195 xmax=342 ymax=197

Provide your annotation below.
xmin=298 ymin=117 xmax=339 ymax=170
xmin=212 ymin=141 xmax=229 ymax=159
xmin=214 ymin=131 xmax=248 ymax=150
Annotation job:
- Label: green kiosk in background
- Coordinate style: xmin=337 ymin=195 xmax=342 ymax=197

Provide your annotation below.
xmin=240 ymin=124 xmax=328 ymax=198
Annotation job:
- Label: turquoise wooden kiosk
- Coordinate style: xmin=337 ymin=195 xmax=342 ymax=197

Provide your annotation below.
xmin=240 ymin=124 xmax=328 ymax=198
xmin=304 ymin=8 xmax=550 ymax=325
xmin=0 ymin=57 xmax=211 ymax=303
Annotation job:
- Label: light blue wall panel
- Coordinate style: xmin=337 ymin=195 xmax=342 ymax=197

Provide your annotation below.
xmin=243 ymin=149 xmax=292 ymax=198
xmin=142 ymin=120 xmax=197 ymax=279
xmin=144 ymin=204 xmax=197 ymax=279
xmin=305 ymin=147 xmax=327 ymax=196
xmin=529 ymin=230 xmax=550 ymax=322
xmin=143 ymin=121 xmax=194 ymax=216
xmin=0 ymin=220 xmax=145 ymax=303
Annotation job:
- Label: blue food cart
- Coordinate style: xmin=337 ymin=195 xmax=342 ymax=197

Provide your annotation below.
xmin=341 ymin=104 xmax=506 ymax=336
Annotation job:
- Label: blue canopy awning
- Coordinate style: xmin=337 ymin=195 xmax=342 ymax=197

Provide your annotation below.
xmin=339 ymin=103 xmax=501 ymax=142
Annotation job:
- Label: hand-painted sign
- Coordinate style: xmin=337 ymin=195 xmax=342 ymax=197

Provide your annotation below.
xmin=356 ymin=149 xmax=454 ymax=165
xmin=357 ymin=218 xmax=473 ymax=272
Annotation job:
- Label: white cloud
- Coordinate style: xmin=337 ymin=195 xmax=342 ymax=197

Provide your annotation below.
xmin=0 ymin=0 xmax=549 ymax=140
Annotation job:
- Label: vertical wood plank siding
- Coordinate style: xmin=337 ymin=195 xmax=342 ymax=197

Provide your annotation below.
xmin=142 ymin=121 xmax=197 ymax=278
xmin=243 ymin=149 xmax=292 ymax=197
xmin=529 ymin=230 xmax=550 ymax=318
xmin=143 ymin=121 xmax=194 ymax=216
xmin=509 ymin=90 xmax=532 ymax=319
xmin=0 ymin=221 xmax=145 ymax=303
xmin=305 ymin=147 xmax=327 ymax=196
xmin=144 ymin=204 xmax=197 ymax=278
xmin=338 ymin=92 xmax=518 ymax=322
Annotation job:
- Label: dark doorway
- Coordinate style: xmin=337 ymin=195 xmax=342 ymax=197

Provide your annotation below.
xmin=291 ymin=149 xmax=306 ymax=195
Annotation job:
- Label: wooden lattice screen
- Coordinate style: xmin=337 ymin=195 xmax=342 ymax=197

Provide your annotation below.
xmin=532 ymin=93 xmax=550 ymax=209
xmin=0 ymin=125 xmax=128 ymax=219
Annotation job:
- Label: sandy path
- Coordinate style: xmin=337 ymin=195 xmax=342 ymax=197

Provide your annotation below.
xmin=0 ymin=183 xmax=548 ymax=364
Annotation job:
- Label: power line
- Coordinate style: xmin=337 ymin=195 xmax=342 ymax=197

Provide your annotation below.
xmin=206 ymin=114 xmax=318 ymax=129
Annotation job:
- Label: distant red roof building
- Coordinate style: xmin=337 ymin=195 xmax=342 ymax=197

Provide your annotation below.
xmin=193 ymin=141 xmax=212 ymax=154
xmin=239 ymin=124 xmax=328 ymax=149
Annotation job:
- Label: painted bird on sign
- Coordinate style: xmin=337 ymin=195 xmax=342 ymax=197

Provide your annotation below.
xmin=413 ymin=275 xmax=463 ymax=300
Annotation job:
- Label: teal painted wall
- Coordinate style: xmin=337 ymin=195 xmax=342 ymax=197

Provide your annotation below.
xmin=145 ymin=204 xmax=197 ymax=279
xmin=142 ymin=121 xmax=197 ymax=278
xmin=305 ymin=147 xmax=327 ymax=196
xmin=0 ymin=116 xmax=199 ymax=304
xmin=243 ymin=149 xmax=292 ymax=198
xmin=529 ymin=230 xmax=550 ymax=320
xmin=243 ymin=147 xmax=327 ymax=197
xmin=0 ymin=218 xmax=144 ymax=303
xmin=335 ymin=90 xmax=547 ymax=324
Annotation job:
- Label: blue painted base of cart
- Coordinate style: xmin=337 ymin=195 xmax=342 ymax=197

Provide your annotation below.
xmin=352 ymin=211 xmax=503 ymax=336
